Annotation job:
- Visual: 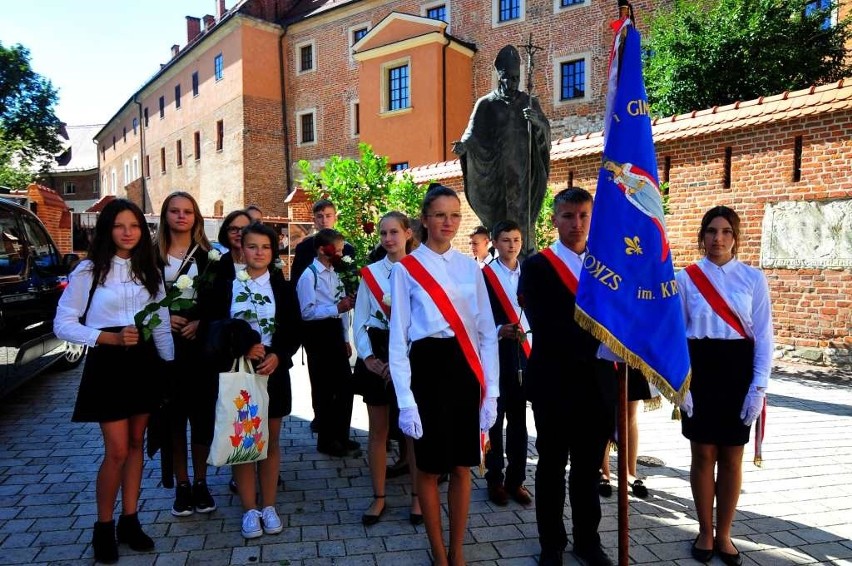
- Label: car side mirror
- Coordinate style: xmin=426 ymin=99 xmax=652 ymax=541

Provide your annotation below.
xmin=62 ymin=253 xmax=80 ymax=270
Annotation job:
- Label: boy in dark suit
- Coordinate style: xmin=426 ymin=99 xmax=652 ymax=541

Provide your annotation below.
xmin=518 ymin=188 xmax=616 ymax=566
xmin=482 ymin=220 xmax=532 ymax=506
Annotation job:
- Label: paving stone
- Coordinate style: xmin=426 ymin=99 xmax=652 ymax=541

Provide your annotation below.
xmin=261 ymin=540 xmax=319 ymax=561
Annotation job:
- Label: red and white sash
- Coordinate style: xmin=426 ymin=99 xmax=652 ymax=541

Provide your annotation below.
xmin=399 ymin=255 xmax=486 ymax=404
xmin=540 ymin=247 xmax=579 ymax=295
xmin=685 ymin=263 xmax=766 ymax=466
xmin=360 ymin=265 xmax=390 ymax=318
xmin=482 ymin=263 xmax=531 ymax=359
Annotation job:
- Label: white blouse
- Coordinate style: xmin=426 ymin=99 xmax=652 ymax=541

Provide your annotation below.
xmin=388 ymin=245 xmax=499 ymax=409
xmin=487 ymin=257 xmax=531 ymax=347
xmin=675 ymin=257 xmax=773 ymax=388
xmin=353 ymin=258 xmax=393 ymax=360
xmin=230 ymin=270 xmax=276 ymax=347
xmin=164 ymin=254 xmax=200 ymax=301
xmin=54 ymin=258 xmax=174 ymax=361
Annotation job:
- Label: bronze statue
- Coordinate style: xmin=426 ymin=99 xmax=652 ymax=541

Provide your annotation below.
xmin=453 ymin=45 xmax=550 ymax=257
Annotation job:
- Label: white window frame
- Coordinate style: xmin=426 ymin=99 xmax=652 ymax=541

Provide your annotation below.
xmin=296 ymin=108 xmax=318 ymax=147
xmin=132 ymin=156 xmax=139 ymax=179
xmin=214 ymin=53 xmax=224 ymax=81
xmin=553 ymin=0 xmax=587 ymax=14
xmin=110 ymin=169 xmax=117 ymax=195
xmin=421 ymin=0 xmax=450 ymax=29
xmin=350 ymin=100 xmax=360 ymax=138
xmin=492 ymin=0 xmax=525 ymax=28
xmin=295 ymin=39 xmax=317 ymax=75
xmin=123 ymin=160 xmax=130 ymax=185
xmin=381 ymin=57 xmax=412 ymax=115
xmin=348 ymin=23 xmax=370 ymax=61
xmin=63 ymin=181 xmax=76 ymax=195
xmin=552 ymin=53 xmax=591 ymax=107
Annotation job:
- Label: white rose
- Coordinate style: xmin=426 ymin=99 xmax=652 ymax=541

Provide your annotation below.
xmin=382 ymin=294 xmax=392 ymax=306
xmin=341 ymin=255 xmax=354 ymax=264
xmin=236 ymin=269 xmax=251 ymax=282
xmin=175 ymin=274 xmax=194 ymax=290
xmin=208 ymin=249 xmax=222 ymax=261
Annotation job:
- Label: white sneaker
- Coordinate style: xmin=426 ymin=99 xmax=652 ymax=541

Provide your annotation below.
xmin=261 ymin=506 xmax=283 ymax=534
xmin=241 ymin=509 xmax=263 ymax=539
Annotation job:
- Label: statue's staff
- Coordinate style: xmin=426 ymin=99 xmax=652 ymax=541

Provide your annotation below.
xmin=518 ymin=34 xmax=543 ymax=256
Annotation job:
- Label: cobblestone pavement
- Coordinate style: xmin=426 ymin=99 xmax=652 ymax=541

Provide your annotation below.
xmin=0 ymin=356 xmax=850 ymax=565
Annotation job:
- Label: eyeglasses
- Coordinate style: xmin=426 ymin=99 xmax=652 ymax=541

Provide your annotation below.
xmin=427 ymin=212 xmax=463 ymax=223
xmin=227 ymin=226 xmax=248 ymax=233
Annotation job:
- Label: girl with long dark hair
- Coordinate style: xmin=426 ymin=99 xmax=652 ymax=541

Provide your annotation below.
xmin=55 ymin=199 xmax=174 ymax=564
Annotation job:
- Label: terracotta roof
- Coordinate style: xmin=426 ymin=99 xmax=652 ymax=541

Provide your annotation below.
xmin=550 ymin=78 xmax=852 ymax=160
xmin=404 ymin=159 xmax=462 ymax=183
xmin=85 ymin=195 xmax=117 ymax=213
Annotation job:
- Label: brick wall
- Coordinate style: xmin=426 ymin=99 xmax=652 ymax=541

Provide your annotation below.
xmin=419 ymin=112 xmax=852 ymax=367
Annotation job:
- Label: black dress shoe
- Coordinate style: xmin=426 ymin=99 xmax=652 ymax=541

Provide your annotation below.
xmin=361 ymin=495 xmax=385 ymax=526
xmin=310 ymin=419 xmax=319 ymax=433
xmin=573 ymin=543 xmax=614 ymax=566
xmin=691 ymin=536 xmax=714 ymax=563
xmin=539 ymin=547 xmax=563 ymax=566
xmin=344 ymin=439 xmax=361 ymax=450
xmin=715 ymin=542 xmax=742 ymax=566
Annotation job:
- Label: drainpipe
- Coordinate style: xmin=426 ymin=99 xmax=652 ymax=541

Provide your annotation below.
xmin=134 ymin=96 xmax=147 ymax=213
xmin=278 ymin=26 xmax=292 ymax=196
xmin=441 ymin=38 xmax=448 ymax=162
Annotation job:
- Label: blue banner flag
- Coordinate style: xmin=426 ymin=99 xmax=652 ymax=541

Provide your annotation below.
xmin=574 ymin=18 xmax=690 ymax=402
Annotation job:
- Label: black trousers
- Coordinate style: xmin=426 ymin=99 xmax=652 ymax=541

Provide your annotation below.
xmin=301 ymin=318 xmax=354 ymax=448
xmin=486 ymin=369 xmax=529 ymax=489
xmin=531 ymin=359 xmax=615 ymax=552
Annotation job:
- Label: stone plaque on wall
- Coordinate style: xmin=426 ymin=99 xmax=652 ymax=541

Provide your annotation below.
xmin=761 ymin=199 xmax=852 ymax=268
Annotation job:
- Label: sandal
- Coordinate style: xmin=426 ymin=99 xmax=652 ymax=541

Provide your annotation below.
xmin=598 ymin=476 xmax=612 ymax=498
xmin=409 ymin=493 xmax=423 ymax=526
xmin=630 ymin=479 xmax=649 ymax=499
xmin=361 ymin=495 xmax=386 ymax=526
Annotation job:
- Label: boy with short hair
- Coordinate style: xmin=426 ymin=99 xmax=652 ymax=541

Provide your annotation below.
xmin=482 ymin=220 xmax=532 ymax=506
xmin=296 ymin=228 xmax=359 ymax=458
xmin=469 ymin=225 xmax=493 ymax=267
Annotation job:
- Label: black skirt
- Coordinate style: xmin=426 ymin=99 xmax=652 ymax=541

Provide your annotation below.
xmin=410 ymin=337 xmax=481 ymax=474
xmin=626 ymin=366 xmax=652 ymax=401
xmin=682 ymin=338 xmax=754 ymax=446
xmin=72 ymin=327 xmax=164 ymax=423
xmin=353 ymin=328 xmax=394 ymax=406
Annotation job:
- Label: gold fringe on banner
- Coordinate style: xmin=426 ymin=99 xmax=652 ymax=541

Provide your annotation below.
xmin=574 ymin=306 xmax=692 ymax=413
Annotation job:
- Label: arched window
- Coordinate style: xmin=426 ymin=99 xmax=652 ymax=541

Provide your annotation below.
xmin=214 ymin=200 xmax=224 ymax=217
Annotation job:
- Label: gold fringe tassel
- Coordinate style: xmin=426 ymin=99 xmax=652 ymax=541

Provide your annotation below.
xmin=574 ymin=306 xmax=692 ymax=410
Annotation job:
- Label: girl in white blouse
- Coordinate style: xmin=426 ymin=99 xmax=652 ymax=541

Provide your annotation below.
xmin=154 ymin=191 xmax=216 ymax=517
xmin=388 ymin=185 xmax=499 ymax=566
xmin=352 ymin=212 xmax=421 ymax=526
xmin=54 ymin=199 xmax=174 ymax=564
xmin=676 ymin=206 xmax=773 ymax=566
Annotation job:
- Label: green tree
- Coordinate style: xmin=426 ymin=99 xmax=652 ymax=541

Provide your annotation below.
xmin=0 ymin=42 xmax=61 ymax=188
xmin=534 ymin=188 xmax=556 ymax=251
xmin=298 ymin=143 xmax=426 ymax=260
xmin=644 ymin=0 xmax=852 ymax=117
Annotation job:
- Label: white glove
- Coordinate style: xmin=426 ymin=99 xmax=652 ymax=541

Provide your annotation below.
xmin=740 ymin=384 xmax=765 ymax=426
xmin=399 ymin=406 xmax=423 ymax=439
xmin=680 ymin=391 xmax=694 ymax=418
xmin=480 ymin=397 xmax=498 ymax=432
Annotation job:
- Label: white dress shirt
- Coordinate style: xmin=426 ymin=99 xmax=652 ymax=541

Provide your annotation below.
xmin=231 ymin=270 xmax=276 ymax=347
xmin=675 ymin=257 xmax=773 ymax=388
xmin=388 ymin=245 xmax=499 ymax=409
xmin=54 ymin=258 xmax=174 ymax=361
xmin=296 ymin=258 xmax=349 ymax=341
xmin=487 ymin=258 xmax=531 ymax=348
xmin=353 ymin=258 xmax=393 ymax=359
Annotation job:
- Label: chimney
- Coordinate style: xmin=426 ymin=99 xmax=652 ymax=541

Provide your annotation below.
xmin=186 ymin=16 xmax=201 ymax=43
xmin=203 ymin=14 xmax=215 ymax=31
xmin=171 ymin=44 xmax=180 ymax=58
xmin=217 ymin=0 xmax=226 ymax=20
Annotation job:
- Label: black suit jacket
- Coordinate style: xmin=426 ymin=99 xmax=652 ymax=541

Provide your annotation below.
xmin=157 ymin=246 xmax=211 ymax=322
xmin=483 ymin=265 xmax=527 ymax=379
xmin=200 ymin=267 xmax=301 ymax=372
xmin=291 ymin=236 xmax=356 ymax=283
xmin=518 ymin=251 xmax=614 ymax=406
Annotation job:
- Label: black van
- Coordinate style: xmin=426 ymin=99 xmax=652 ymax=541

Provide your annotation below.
xmin=0 ymin=198 xmax=85 ymax=397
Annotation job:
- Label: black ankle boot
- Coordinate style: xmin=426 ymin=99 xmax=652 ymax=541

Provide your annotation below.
xmin=116 ymin=512 xmax=154 ymax=551
xmin=92 ymin=520 xmax=118 ymax=564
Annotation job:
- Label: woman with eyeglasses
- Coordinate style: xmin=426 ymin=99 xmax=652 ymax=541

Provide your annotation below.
xmin=388 ymin=184 xmax=499 ymax=566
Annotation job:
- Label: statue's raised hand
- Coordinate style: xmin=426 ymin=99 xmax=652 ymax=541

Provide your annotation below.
xmin=523 ymin=107 xmax=546 ymax=129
